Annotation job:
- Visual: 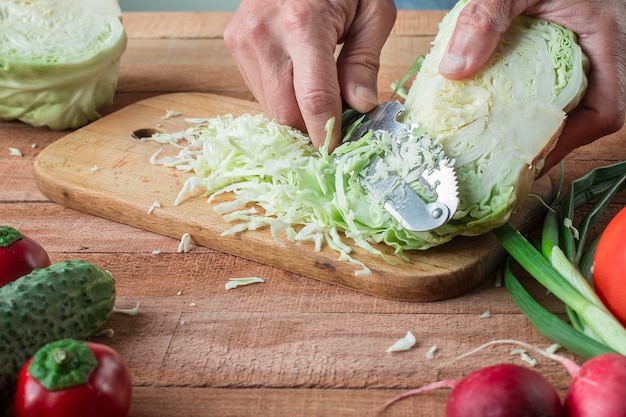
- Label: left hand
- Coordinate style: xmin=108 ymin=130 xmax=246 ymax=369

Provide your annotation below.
xmin=439 ymin=0 xmax=626 ymax=172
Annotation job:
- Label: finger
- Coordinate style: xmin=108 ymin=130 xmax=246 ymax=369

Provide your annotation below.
xmin=225 ymin=3 xmax=299 ymax=126
xmin=260 ymin=55 xmax=308 ymax=133
xmin=546 ymin=72 xmax=625 ymax=170
xmin=290 ymin=48 xmax=343 ymax=150
xmin=337 ymin=0 xmax=397 ymax=113
xmin=439 ymin=0 xmax=537 ymax=79
xmin=281 ymin=4 xmax=345 ymax=150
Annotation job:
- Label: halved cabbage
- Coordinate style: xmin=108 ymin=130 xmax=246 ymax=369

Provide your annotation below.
xmin=402 ymin=0 xmax=589 ymax=238
xmin=0 ymin=0 xmax=127 ymax=130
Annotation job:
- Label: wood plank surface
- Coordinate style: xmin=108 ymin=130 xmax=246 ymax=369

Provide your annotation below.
xmin=34 ymin=92 xmax=551 ymax=301
xmin=1 ymin=10 xmax=625 ymax=417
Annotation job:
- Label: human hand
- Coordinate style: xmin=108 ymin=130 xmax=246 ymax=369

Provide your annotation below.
xmin=224 ymin=0 xmax=397 ymax=150
xmin=439 ymin=0 xmax=626 ymax=172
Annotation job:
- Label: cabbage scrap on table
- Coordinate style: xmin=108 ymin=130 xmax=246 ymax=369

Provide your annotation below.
xmin=147 ymin=0 xmax=588 ymax=273
xmin=0 ymin=0 xmax=127 ymax=130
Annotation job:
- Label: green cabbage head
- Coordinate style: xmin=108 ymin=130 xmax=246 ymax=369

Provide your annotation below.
xmin=0 ymin=0 xmax=127 ymax=130
xmin=401 ymin=0 xmax=589 ymax=238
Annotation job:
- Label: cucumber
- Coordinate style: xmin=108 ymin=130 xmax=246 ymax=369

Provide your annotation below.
xmin=0 ymin=259 xmax=116 ymax=411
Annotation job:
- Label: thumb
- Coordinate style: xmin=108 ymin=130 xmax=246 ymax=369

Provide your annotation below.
xmin=439 ymin=0 xmax=531 ymax=79
xmin=337 ymin=46 xmax=381 ymax=113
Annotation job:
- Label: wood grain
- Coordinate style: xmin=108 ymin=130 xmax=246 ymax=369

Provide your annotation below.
xmin=34 ymin=93 xmax=551 ymax=301
xmin=2 ymin=10 xmax=624 ymax=417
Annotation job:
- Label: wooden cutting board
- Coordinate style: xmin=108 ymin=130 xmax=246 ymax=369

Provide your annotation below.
xmin=34 ymin=93 xmax=551 ymax=301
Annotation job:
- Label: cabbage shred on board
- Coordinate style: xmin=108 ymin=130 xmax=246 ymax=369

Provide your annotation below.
xmin=148 ymin=116 xmax=447 ymax=274
xmin=0 ymin=0 xmax=127 ymax=130
xmin=147 ymin=0 xmax=588 ymax=271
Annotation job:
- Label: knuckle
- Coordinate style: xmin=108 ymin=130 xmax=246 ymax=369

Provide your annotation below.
xmin=280 ymin=1 xmax=357 ymax=42
xmin=339 ymin=49 xmax=381 ymax=75
xmin=369 ymin=0 xmax=398 ymax=23
xmin=457 ymin=1 xmax=512 ymax=36
xmin=601 ymin=109 xmax=626 ymax=135
xmin=224 ymin=13 xmax=268 ymax=50
xmin=360 ymin=51 xmax=382 ymax=73
xmin=298 ymin=88 xmax=338 ymax=117
xmin=584 ymin=100 xmax=625 ymax=138
xmin=280 ymin=2 xmax=318 ymax=36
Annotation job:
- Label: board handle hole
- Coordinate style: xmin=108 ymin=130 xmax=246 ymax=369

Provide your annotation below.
xmin=131 ymin=128 xmax=163 ymax=139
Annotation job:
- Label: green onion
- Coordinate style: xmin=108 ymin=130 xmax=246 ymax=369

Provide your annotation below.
xmin=494 ymin=159 xmax=626 ymax=357
xmin=493 ymin=223 xmax=626 ymax=355
xmin=578 ymin=236 xmax=599 ymax=281
xmin=503 ymin=259 xmax=614 ymax=358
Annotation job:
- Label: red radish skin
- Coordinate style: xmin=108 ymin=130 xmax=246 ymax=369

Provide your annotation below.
xmin=376 ymin=362 xmax=563 ymax=416
xmin=445 ymin=363 xmax=563 ymax=417
xmin=563 ymin=353 xmax=626 ymax=417
xmin=376 ymin=341 xmax=626 ymax=416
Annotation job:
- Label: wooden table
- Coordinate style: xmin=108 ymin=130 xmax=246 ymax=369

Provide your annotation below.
xmin=2 ymin=11 xmax=625 ymax=417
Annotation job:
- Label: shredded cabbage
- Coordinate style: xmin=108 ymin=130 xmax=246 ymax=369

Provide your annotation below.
xmin=147 ymin=0 xmax=588 ymax=272
xmin=0 ymin=0 xmax=127 ymax=130
xmin=147 ymin=114 xmax=449 ymax=273
xmin=225 ymin=277 xmax=265 ymax=290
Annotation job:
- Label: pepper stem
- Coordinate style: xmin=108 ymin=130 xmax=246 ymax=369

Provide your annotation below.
xmin=0 ymin=225 xmax=22 ymax=247
xmin=28 ymin=339 xmax=98 ymax=391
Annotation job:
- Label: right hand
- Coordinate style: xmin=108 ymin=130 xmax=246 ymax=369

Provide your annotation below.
xmin=224 ymin=0 xmax=397 ymax=151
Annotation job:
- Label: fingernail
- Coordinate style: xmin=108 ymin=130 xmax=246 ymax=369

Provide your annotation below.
xmin=439 ymin=53 xmax=466 ymax=76
xmin=354 ymin=85 xmax=379 ymax=106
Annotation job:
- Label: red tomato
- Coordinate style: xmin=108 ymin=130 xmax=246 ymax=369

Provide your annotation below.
xmin=14 ymin=340 xmax=133 ymax=417
xmin=593 ymin=206 xmax=626 ymax=327
xmin=0 ymin=226 xmax=51 ymax=287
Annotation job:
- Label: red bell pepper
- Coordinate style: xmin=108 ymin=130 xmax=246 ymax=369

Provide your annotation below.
xmin=14 ymin=339 xmax=133 ymax=417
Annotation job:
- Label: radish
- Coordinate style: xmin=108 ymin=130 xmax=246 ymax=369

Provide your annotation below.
xmin=563 ymin=353 xmax=626 ymax=417
xmin=446 ymin=363 xmax=562 ymax=417
xmin=448 ymin=340 xmax=626 ymax=417
xmin=376 ymin=363 xmax=562 ymax=416
xmin=485 ymin=343 xmax=626 ymax=417
xmin=376 ymin=340 xmax=626 ymax=416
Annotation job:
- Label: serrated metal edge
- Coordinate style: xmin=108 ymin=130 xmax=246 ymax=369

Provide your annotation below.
xmin=421 ymin=156 xmax=459 ymax=221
